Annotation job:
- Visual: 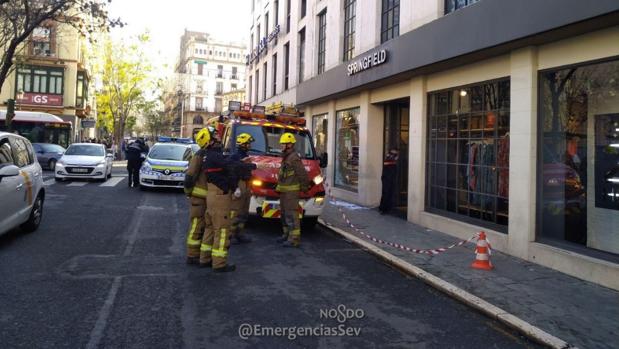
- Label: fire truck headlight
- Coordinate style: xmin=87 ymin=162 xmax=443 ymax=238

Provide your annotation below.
xmin=312 ymin=175 xmax=324 ymax=185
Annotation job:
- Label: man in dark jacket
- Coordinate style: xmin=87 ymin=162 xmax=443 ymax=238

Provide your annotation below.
xmin=229 ymin=133 xmax=256 ymax=244
xmin=379 ymin=148 xmax=399 ymax=214
xmin=126 ymin=138 xmax=149 ymax=188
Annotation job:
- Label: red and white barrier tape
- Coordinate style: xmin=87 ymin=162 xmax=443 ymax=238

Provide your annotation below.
xmin=323 ymin=183 xmax=479 ymax=255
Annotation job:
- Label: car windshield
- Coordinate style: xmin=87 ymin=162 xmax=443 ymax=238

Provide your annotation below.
xmin=232 ymin=124 xmax=315 ymax=159
xmin=43 ymin=144 xmax=65 ymax=153
xmin=65 ymin=144 xmax=104 ymax=156
xmin=149 ymin=144 xmax=188 ymax=161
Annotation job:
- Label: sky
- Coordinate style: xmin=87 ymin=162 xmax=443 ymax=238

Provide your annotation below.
xmin=107 ymin=0 xmax=250 ymax=79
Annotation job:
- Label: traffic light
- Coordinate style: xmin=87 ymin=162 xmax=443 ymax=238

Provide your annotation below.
xmin=5 ymin=99 xmax=15 ymax=131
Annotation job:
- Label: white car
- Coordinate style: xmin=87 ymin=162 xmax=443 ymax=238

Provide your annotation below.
xmin=139 ymin=142 xmax=194 ymax=189
xmin=0 ymin=132 xmax=45 ymax=236
xmin=55 ymin=143 xmax=113 ymax=181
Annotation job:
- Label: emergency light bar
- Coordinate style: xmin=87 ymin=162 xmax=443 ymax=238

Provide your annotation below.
xmin=158 ymin=136 xmax=193 ymax=144
xmin=230 ymin=101 xmax=306 ymax=126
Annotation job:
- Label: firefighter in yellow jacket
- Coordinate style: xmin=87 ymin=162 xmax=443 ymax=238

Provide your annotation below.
xmin=230 ymin=133 xmax=255 ymax=244
xmin=276 ymin=132 xmax=310 ymax=247
xmin=183 ymin=128 xmax=210 ymax=265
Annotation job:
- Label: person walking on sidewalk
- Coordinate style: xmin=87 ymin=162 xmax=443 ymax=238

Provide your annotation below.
xmin=276 ymin=133 xmax=310 ymax=248
xmin=126 ymin=138 xmax=149 ymax=188
xmin=379 ymin=148 xmax=399 ymax=214
xmin=229 ymin=133 xmax=257 ymax=244
xmin=183 ymin=128 xmax=210 ymax=265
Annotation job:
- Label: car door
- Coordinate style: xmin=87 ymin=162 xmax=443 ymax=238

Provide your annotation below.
xmin=0 ymin=136 xmax=27 ymax=234
xmin=9 ymin=136 xmax=39 ymax=223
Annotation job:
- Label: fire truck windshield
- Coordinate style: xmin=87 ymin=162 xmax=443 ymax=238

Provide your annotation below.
xmin=233 ymin=124 xmax=315 ymax=159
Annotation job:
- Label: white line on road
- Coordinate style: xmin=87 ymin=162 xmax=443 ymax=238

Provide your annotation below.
xmin=66 ymin=181 xmax=88 ymax=187
xmin=100 ymin=177 xmax=124 ymax=187
xmin=86 ymin=195 xmax=149 ymax=349
xmin=85 ymin=276 xmax=122 ymax=349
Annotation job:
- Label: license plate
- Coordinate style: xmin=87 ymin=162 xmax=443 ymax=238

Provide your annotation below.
xmin=73 ymin=168 xmax=88 ymax=173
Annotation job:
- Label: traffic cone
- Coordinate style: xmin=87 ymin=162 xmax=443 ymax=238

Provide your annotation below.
xmin=471 ymin=231 xmax=493 ymax=270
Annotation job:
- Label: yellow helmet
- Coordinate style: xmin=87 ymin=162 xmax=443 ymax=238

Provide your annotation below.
xmin=236 ymin=133 xmax=255 ymax=145
xmin=279 ymin=132 xmax=296 ymax=144
xmin=195 ymin=127 xmax=211 ymax=148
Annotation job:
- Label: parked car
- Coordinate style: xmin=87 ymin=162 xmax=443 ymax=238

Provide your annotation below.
xmin=0 ymin=132 xmax=45 ymax=236
xmin=33 ymin=143 xmax=65 ymax=170
xmin=54 ymin=143 xmax=113 ymax=181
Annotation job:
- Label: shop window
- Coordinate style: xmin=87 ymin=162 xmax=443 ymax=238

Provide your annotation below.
xmin=313 ymin=114 xmax=328 ymax=157
xmin=335 ymin=108 xmax=360 ymax=191
xmin=426 ymin=79 xmax=510 ymax=230
xmin=539 ymin=58 xmax=619 ymax=255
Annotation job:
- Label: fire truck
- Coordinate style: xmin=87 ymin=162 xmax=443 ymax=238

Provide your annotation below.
xmin=209 ymin=102 xmax=328 ymax=226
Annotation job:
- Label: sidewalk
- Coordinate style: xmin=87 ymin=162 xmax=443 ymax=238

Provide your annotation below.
xmin=319 ymin=200 xmax=618 ymax=349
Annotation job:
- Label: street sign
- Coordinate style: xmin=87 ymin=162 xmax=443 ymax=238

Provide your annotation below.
xmin=81 ymin=119 xmax=96 ymax=128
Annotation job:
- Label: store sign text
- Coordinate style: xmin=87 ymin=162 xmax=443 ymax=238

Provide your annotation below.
xmin=17 ymin=92 xmax=63 ymax=106
xmin=347 ymin=49 xmax=388 ymax=76
xmin=246 ymin=24 xmax=281 ymax=65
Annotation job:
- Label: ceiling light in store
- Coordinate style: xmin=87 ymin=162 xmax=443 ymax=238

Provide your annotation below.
xmin=607 ymin=193 xmax=619 ymax=198
xmin=611 ymin=143 xmax=619 ymax=148
xmin=608 ymin=178 xmax=619 ymax=183
xmin=460 ymin=90 xmax=467 ymax=97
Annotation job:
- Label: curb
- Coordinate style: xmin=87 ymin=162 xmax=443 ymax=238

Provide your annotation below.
xmin=318 ymin=218 xmax=576 ymax=349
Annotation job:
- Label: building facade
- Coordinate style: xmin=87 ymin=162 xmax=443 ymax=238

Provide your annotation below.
xmin=176 ymin=30 xmax=246 ymax=138
xmin=248 ymin=0 xmax=619 ymax=290
xmin=0 ymin=21 xmax=96 ymax=143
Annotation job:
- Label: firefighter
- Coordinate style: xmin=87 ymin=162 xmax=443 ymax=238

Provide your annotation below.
xmin=199 ymin=129 xmax=255 ymax=272
xmin=229 ymin=133 xmax=257 ymax=244
xmin=276 ymin=132 xmax=310 ymax=248
xmin=183 ymin=128 xmax=210 ymax=265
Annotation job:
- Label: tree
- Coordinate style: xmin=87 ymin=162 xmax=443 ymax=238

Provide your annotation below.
xmin=0 ymin=0 xmax=121 ymax=94
xmin=95 ymin=34 xmax=153 ymax=149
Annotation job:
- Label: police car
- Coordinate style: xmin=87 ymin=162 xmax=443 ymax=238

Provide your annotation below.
xmin=138 ymin=137 xmax=196 ymax=189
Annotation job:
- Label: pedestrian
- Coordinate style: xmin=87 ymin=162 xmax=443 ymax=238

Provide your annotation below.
xmin=121 ymin=138 xmax=127 ymax=161
xmin=379 ymin=148 xmax=399 ymax=214
xmin=199 ymin=128 xmax=253 ymax=272
xmin=276 ymin=132 xmax=310 ymax=248
xmin=184 ymin=128 xmax=210 ymax=266
xmin=229 ymin=133 xmax=257 ymax=244
xmin=125 ymin=138 xmax=148 ymax=188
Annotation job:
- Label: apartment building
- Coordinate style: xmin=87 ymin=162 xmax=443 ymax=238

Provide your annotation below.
xmin=0 ymin=21 xmax=96 ymax=144
xmin=247 ymin=0 xmax=619 ymax=290
xmin=175 ymin=30 xmax=246 ymax=138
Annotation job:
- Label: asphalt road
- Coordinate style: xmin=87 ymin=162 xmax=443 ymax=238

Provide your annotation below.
xmin=0 ymin=166 xmax=542 ymax=348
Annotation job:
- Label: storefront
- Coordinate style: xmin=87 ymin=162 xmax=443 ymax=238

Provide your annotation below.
xmin=296 ymin=2 xmax=619 ymax=289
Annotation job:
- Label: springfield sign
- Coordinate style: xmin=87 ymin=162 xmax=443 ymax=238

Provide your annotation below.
xmin=347 ymin=49 xmax=388 ymax=76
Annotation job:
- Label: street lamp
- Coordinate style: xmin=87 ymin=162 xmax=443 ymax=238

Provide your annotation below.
xmin=177 ymin=89 xmax=185 ymax=137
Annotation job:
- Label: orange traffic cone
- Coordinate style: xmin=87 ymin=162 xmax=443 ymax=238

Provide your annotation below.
xmin=471 ymin=232 xmax=493 ymax=270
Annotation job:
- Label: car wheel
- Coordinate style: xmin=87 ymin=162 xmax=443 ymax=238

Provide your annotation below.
xmin=21 ymin=194 xmax=43 ymax=233
xmin=48 ymin=159 xmax=57 ymax=171
xmin=107 ymin=167 xmax=112 ymax=179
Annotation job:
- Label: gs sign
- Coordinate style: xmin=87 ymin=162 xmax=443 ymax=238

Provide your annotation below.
xmin=18 ymin=92 xmax=63 ymax=106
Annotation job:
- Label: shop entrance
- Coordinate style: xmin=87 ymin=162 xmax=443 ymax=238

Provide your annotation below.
xmin=383 ymin=99 xmax=410 ymax=217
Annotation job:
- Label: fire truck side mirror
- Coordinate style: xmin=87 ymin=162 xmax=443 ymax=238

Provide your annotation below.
xmin=319 ymin=152 xmax=328 ymax=168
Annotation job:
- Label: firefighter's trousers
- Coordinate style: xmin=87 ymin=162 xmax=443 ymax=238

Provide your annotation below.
xmin=200 ymin=183 xmax=233 ymax=268
xmin=186 ymin=196 xmax=206 ymax=258
xmin=230 ymin=180 xmax=251 ymax=240
xmin=280 ymin=191 xmax=301 ymax=245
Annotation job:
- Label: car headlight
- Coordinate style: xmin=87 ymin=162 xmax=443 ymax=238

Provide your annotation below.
xmin=57 ymin=159 xmax=65 ymax=166
xmin=96 ymin=160 xmax=106 ymax=166
xmin=312 ymin=175 xmax=324 ymax=185
xmin=141 ymin=162 xmax=152 ymax=171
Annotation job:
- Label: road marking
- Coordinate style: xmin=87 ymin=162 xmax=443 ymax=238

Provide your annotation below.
xmin=86 ymin=276 xmax=122 ymax=349
xmin=67 ymin=181 xmax=88 ymax=187
xmin=100 ymin=177 xmax=124 ymax=187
